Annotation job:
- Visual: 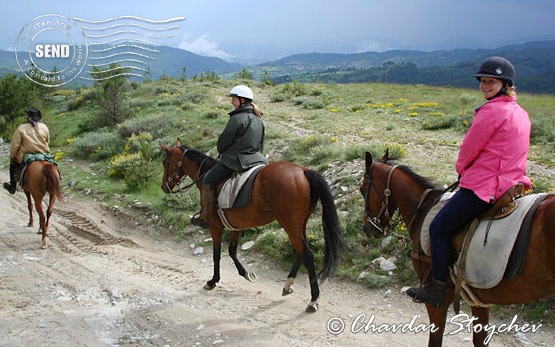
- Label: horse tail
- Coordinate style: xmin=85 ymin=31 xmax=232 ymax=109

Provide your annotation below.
xmin=44 ymin=164 xmax=63 ymax=202
xmin=303 ymin=170 xmax=345 ymax=282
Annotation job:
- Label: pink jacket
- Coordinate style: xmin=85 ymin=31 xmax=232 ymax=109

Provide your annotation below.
xmin=456 ymin=95 xmax=531 ymax=203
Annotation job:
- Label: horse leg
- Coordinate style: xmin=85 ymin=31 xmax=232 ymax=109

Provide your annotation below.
xmin=46 ymin=193 xmax=56 ymax=234
xmin=228 ymin=230 xmax=256 ymax=282
xmin=301 ymin=242 xmax=320 ymax=312
xmin=282 ymin=255 xmax=302 ymax=296
xmin=471 ymin=306 xmax=490 ymax=347
xmin=33 ymin=194 xmax=47 ymax=249
xmin=425 ymin=305 xmax=448 ymax=347
xmin=204 ymin=227 xmax=223 ymax=290
xmin=25 ymin=191 xmax=34 ymax=227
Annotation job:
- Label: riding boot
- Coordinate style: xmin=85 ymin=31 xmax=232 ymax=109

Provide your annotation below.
xmin=3 ymin=162 xmax=19 ymax=194
xmin=406 ymin=278 xmax=447 ymax=308
xmin=191 ymin=184 xmax=214 ymax=229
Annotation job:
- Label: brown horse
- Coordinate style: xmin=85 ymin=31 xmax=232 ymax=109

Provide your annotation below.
xmin=360 ymin=150 xmax=555 ymax=346
xmin=21 ymin=160 xmax=63 ymax=249
xmin=160 ymin=138 xmax=344 ymax=312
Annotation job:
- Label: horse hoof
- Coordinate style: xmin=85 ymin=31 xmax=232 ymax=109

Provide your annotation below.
xmin=305 ymin=302 xmax=319 ymax=313
xmin=203 ymin=283 xmax=216 ymax=290
xmin=246 ymin=272 xmax=257 ymax=282
xmin=36 ymin=230 xmax=41 ymax=235
xmin=282 ymin=287 xmax=294 ymax=296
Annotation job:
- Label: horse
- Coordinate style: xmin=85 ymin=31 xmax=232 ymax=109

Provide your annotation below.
xmin=160 ymin=138 xmax=344 ymax=312
xmin=360 ymin=150 xmax=555 ymax=346
xmin=21 ymin=160 xmax=63 ymax=249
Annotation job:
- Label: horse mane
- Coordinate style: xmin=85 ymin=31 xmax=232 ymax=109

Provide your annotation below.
xmin=381 ymin=158 xmax=439 ymax=190
xmin=179 ymin=146 xmax=217 ymax=177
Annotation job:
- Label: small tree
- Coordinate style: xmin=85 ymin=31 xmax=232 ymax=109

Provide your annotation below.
xmin=233 ymin=68 xmax=253 ymax=80
xmin=90 ymin=63 xmax=133 ymax=127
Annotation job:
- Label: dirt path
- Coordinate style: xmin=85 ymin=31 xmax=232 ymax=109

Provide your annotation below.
xmin=0 ymin=169 xmax=553 ymax=347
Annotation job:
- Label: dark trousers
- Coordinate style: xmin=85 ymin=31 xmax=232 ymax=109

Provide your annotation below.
xmin=429 ymin=188 xmax=491 ymax=281
xmin=9 ymin=162 xmax=23 ymax=185
xmin=202 ymin=161 xmax=234 ymax=187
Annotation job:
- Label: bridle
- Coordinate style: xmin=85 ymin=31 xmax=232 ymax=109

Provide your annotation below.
xmin=163 ymin=147 xmax=206 ymax=193
xmin=362 ymin=162 xmax=398 ymax=235
xmin=363 ymin=161 xmax=453 ymax=237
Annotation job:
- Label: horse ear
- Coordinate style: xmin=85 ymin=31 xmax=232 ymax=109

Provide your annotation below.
xmin=382 ymin=148 xmax=390 ymax=160
xmin=365 ymin=151 xmax=373 ymax=165
xmin=160 ymin=142 xmax=169 ymax=152
xmin=176 ymin=138 xmax=181 ymax=146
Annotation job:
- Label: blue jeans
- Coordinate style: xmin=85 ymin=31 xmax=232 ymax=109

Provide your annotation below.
xmin=429 ymin=188 xmax=491 ymax=281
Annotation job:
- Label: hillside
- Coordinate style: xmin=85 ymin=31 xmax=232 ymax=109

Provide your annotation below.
xmin=1 ymin=77 xmax=553 ymax=332
xmin=250 ymin=41 xmax=555 ymax=94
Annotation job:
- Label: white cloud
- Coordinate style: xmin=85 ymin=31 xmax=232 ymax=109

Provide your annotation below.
xmin=178 ymin=34 xmax=235 ymax=62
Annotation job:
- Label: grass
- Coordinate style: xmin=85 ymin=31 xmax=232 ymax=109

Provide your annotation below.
xmin=4 ymin=77 xmax=554 ymax=325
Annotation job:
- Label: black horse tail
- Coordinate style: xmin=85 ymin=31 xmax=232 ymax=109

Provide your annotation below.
xmin=304 ymin=169 xmax=345 ymax=282
xmin=43 ymin=163 xmax=63 ymax=202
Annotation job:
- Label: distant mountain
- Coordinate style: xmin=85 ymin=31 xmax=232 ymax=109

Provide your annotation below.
xmin=249 ymin=41 xmax=555 ymax=94
xmin=2 ymin=41 xmax=555 ymax=94
xmin=0 ymin=45 xmax=243 ymax=84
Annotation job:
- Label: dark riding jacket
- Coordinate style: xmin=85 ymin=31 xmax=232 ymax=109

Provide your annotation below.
xmin=217 ymin=105 xmax=267 ymax=172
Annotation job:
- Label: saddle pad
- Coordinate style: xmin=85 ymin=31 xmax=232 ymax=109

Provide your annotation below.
xmin=455 ymin=194 xmax=546 ymax=289
xmin=218 ymin=164 xmax=265 ymax=209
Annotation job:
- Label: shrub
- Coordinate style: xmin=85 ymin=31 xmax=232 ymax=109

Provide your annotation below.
xmin=122 ymin=158 xmax=158 ymax=191
xmin=72 ymin=131 xmax=123 ymax=160
xmin=421 ymin=113 xmax=458 ymax=130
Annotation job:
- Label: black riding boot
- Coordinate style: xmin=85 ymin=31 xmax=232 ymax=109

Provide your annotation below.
xmin=191 ymin=184 xmax=214 ymax=229
xmin=406 ymin=278 xmax=447 ymax=308
xmin=3 ymin=162 xmax=19 ymax=194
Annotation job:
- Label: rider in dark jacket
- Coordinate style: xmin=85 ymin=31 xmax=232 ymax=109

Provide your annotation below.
xmin=191 ymin=85 xmax=268 ymax=229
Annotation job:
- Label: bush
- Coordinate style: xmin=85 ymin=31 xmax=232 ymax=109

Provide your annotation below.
xmin=122 ymin=158 xmax=158 ymax=191
xmin=421 ymin=113 xmax=458 ymax=130
xmin=72 ymin=131 xmax=123 ymax=160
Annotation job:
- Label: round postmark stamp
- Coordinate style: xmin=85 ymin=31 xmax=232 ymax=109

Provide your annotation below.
xmin=15 ymin=14 xmax=88 ymax=87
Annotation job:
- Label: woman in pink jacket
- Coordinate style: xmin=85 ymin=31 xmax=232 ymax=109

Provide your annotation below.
xmin=407 ymin=56 xmax=532 ymax=308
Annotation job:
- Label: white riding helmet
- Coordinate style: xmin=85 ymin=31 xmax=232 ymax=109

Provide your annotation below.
xmin=227 ymin=85 xmax=253 ymax=101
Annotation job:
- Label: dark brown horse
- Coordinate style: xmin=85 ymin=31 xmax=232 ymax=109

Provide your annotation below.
xmin=360 ymin=150 xmax=555 ymax=346
xmin=160 ymin=139 xmax=344 ymax=312
xmin=21 ymin=160 xmax=63 ymax=249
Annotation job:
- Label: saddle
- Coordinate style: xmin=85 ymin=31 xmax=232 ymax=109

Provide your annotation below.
xmin=480 ymin=183 xmax=524 ymax=219
xmin=421 ymin=185 xmax=541 ymax=285
xmin=216 ymin=165 xmax=266 ymax=230
xmin=18 ymin=153 xmax=58 ymax=186
xmin=217 ymin=164 xmax=265 ymax=209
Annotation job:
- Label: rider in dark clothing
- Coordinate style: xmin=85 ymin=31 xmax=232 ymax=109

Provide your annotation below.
xmin=191 ymin=85 xmax=268 ymax=229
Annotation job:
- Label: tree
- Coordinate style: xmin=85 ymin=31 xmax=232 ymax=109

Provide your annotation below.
xmin=0 ymin=73 xmax=42 ymax=139
xmin=90 ymin=63 xmax=133 ymax=128
xmin=233 ymin=68 xmax=253 ymax=80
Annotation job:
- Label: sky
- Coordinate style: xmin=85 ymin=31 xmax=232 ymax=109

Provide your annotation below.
xmin=2 ymin=0 xmax=555 ymax=64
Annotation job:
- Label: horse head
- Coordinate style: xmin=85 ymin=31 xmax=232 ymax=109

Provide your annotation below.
xmin=160 ymin=138 xmax=188 ymax=193
xmin=160 ymin=138 xmax=216 ymax=194
xmin=359 ymin=150 xmax=398 ymax=238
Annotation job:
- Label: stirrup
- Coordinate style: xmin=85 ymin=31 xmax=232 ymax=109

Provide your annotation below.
xmin=191 ymin=212 xmax=210 ymax=229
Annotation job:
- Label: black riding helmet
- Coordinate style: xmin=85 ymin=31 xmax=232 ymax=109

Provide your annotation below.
xmin=473 ymin=56 xmax=515 ymax=86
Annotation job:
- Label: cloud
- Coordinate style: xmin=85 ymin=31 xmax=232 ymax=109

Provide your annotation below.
xmin=178 ymin=34 xmax=235 ymax=62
